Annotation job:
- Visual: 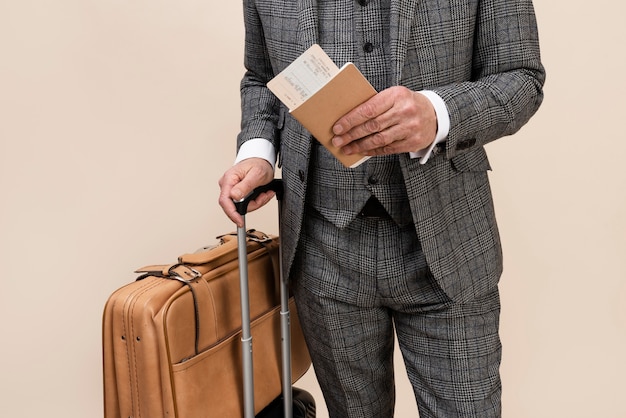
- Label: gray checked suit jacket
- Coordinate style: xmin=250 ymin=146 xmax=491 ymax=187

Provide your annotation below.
xmin=237 ymin=0 xmax=545 ymax=302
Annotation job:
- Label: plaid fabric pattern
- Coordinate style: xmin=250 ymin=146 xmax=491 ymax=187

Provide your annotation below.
xmin=239 ymin=0 xmax=545 ymax=303
xmin=239 ymin=1 xmax=543 ymax=415
xmin=292 ymin=207 xmax=502 ymax=417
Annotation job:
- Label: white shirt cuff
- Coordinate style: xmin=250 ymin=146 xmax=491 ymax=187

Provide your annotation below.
xmin=409 ymin=90 xmax=450 ymax=164
xmin=234 ymin=138 xmax=277 ymax=169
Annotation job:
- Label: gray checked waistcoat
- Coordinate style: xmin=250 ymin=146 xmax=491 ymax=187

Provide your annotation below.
xmin=307 ymin=0 xmax=413 ymax=228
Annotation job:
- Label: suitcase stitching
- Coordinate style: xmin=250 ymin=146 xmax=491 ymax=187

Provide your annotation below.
xmin=124 ymin=277 xmax=172 ymax=418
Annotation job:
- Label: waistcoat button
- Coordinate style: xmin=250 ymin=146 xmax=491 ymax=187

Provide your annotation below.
xmin=363 ymin=42 xmax=374 ymax=53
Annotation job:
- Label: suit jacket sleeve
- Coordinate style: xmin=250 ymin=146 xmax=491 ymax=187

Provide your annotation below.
xmin=427 ymin=0 xmax=546 ymax=159
xmin=236 ymin=0 xmax=282 ymax=156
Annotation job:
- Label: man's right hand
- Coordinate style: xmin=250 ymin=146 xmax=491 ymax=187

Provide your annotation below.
xmin=218 ymin=157 xmax=275 ymax=227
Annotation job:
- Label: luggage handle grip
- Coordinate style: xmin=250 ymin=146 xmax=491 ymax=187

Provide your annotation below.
xmin=234 ymin=179 xmax=284 ymax=216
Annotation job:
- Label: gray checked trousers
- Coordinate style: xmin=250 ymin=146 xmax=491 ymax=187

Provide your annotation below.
xmin=291 ymin=206 xmax=502 ymax=418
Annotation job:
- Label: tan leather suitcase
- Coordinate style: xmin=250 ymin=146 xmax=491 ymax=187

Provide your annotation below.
xmin=102 ymin=230 xmax=311 ymax=418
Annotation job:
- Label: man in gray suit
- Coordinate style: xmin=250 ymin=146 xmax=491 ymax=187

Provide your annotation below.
xmin=219 ymin=0 xmax=545 ymax=416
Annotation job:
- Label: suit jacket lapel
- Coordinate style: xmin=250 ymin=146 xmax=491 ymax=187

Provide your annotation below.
xmin=389 ymin=0 xmax=419 ymax=85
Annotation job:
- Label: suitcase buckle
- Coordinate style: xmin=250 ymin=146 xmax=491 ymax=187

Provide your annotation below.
xmin=167 ymin=264 xmax=202 ymax=283
xmin=246 ymin=229 xmax=272 ymax=243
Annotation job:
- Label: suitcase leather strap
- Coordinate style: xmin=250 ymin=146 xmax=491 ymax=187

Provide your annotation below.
xmin=133 ymin=230 xmax=281 ymax=358
xmin=135 ymin=230 xmax=277 ymax=278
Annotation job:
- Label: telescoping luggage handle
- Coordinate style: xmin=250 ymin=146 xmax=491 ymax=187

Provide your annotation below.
xmin=234 ymin=179 xmax=294 ymax=418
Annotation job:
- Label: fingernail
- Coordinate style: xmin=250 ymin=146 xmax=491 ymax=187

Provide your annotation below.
xmin=333 ymin=124 xmax=343 ymax=135
xmin=332 ymin=136 xmax=343 ymax=147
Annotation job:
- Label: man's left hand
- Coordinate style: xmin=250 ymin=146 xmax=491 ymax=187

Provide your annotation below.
xmin=331 ymin=86 xmax=437 ymax=156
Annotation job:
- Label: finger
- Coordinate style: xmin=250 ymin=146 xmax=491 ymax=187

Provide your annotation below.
xmin=340 ymin=126 xmax=397 ymax=155
xmin=332 ymin=115 xmax=392 ymax=149
xmin=224 ymin=201 xmax=245 ymax=228
xmin=342 ymin=123 xmax=418 ymax=156
xmin=229 ymin=162 xmax=274 ymax=202
xmin=360 ymin=125 xmax=434 ymax=156
xmin=332 ymin=93 xmax=394 ymax=139
xmin=217 ymin=191 xmax=244 ymax=227
xmin=218 ymin=177 xmax=245 ymax=226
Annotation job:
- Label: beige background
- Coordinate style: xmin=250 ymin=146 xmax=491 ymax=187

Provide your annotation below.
xmin=1 ymin=1 xmax=624 ymax=417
